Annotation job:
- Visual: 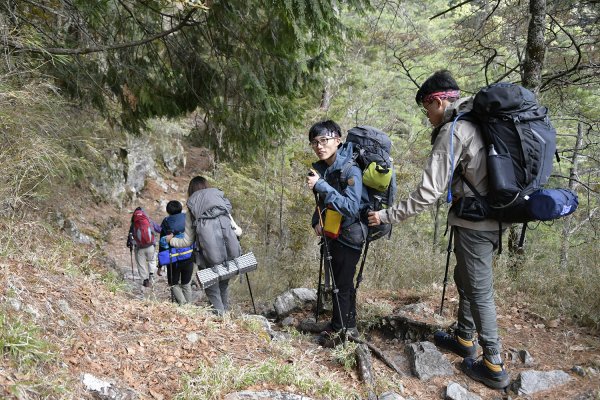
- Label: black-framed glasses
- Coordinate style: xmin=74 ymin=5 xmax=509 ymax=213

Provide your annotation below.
xmin=310 ymin=137 xmax=335 ymax=148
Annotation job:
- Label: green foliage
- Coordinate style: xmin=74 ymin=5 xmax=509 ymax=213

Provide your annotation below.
xmin=3 ymin=0 xmax=372 ymax=158
xmin=357 ymin=298 xmax=394 ymax=331
xmin=100 ymin=270 xmax=127 ymax=294
xmin=177 ymin=355 xmax=353 ymax=399
xmin=331 ymin=341 xmax=359 ymax=370
xmin=0 ymin=307 xmax=67 ymax=397
xmin=0 ymin=310 xmax=55 ymax=368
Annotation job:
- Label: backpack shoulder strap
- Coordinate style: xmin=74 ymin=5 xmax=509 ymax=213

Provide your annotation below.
xmin=457 ymin=164 xmax=485 ymax=201
xmin=339 ymin=160 xmax=357 ymax=185
xmin=446 ymin=112 xmax=467 ymax=203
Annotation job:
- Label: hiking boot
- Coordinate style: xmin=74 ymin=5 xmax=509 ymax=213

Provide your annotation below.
xmin=434 ymin=330 xmax=477 ymax=358
xmin=345 ymin=327 xmax=359 ymax=338
xmin=317 ymin=330 xmax=342 ymax=348
xmin=142 ymin=279 xmax=152 ymax=288
xmin=461 ymin=353 xmax=510 ymax=390
xmin=317 ymin=323 xmax=347 ymax=348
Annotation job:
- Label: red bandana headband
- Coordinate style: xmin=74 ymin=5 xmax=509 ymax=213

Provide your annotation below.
xmin=423 ymin=90 xmax=460 ymax=104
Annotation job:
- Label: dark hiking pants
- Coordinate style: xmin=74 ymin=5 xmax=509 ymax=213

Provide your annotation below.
xmin=328 ymin=239 xmax=362 ymax=331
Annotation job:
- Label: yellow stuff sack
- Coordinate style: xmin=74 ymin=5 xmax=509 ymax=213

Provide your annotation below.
xmin=362 ymin=162 xmax=393 ymax=192
xmin=323 ymin=207 xmax=342 ymax=239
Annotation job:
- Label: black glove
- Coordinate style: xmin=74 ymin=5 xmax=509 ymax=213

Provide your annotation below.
xmin=126 ymin=233 xmax=134 ymax=249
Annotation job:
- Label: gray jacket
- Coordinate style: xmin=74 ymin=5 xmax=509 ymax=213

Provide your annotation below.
xmin=379 ymin=97 xmax=499 ymax=231
xmin=170 ymin=188 xmax=242 ymax=267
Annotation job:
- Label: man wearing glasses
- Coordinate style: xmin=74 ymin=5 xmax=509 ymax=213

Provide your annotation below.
xmin=306 ymin=120 xmax=368 ymax=341
xmin=368 ymin=70 xmax=510 ymax=390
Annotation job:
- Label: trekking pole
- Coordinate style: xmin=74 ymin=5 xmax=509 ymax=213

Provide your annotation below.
xmin=314 ymin=240 xmax=324 ymax=321
xmin=346 ymin=238 xmax=370 ymax=329
xmin=355 ymin=239 xmax=370 ymax=292
xmin=130 ymin=247 xmax=135 ymax=282
xmin=439 ymin=226 xmax=454 ymax=316
xmin=245 ymin=274 xmax=257 ymax=314
xmin=237 ymin=238 xmax=258 ymax=314
xmin=128 ymin=233 xmax=135 ymax=282
xmin=310 ymin=176 xmax=346 ymax=338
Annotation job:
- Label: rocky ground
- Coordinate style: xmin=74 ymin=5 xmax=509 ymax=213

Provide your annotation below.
xmin=1 ymin=145 xmax=599 ymax=399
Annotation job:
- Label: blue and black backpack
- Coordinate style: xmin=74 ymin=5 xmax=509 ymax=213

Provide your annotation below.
xmin=344 ymin=126 xmax=397 ymax=242
xmin=449 ymin=83 xmax=578 ymax=248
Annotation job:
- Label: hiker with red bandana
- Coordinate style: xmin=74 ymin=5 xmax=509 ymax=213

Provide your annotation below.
xmin=368 ymin=70 xmax=510 ymax=390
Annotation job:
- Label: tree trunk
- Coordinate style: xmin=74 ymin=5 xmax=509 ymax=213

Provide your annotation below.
xmin=560 ymin=122 xmax=583 ymax=268
xmin=510 ymin=0 xmax=549 ymax=274
xmin=278 ymin=140 xmax=285 ymax=238
xmin=320 ymin=77 xmax=333 ymax=111
xmin=522 ymin=0 xmax=547 ymax=93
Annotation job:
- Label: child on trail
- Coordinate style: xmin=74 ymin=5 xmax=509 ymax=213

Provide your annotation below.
xmin=167 ymin=176 xmax=242 ymax=315
xmin=306 ymin=120 xmax=368 ymax=340
xmin=127 ymin=207 xmax=161 ymax=288
xmin=158 ymin=200 xmax=194 ymax=305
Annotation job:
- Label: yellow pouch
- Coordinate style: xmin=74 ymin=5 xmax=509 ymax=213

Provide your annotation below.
xmin=362 ymin=162 xmax=393 ymax=192
xmin=323 ymin=207 xmax=343 ymax=239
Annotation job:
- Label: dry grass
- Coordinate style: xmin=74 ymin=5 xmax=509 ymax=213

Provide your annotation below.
xmin=0 ymin=80 xmax=117 ymax=216
xmin=0 ymin=213 xmax=368 ymax=399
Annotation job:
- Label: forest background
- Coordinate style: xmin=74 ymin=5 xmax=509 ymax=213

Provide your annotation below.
xmin=0 ymin=0 xmax=599 ymax=398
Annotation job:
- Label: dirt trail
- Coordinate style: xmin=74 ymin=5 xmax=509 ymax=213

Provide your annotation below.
xmin=99 ymin=146 xmax=600 ymax=399
xmin=4 ymin=145 xmax=594 ymax=399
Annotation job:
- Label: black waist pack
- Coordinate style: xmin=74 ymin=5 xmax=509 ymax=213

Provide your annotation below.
xmin=451 ymin=196 xmax=490 ymax=222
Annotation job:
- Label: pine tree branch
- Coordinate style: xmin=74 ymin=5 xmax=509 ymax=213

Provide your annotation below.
xmin=429 ymin=0 xmax=476 ymax=20
xmin=7 ymin=9 xmax=198 ymax=56
xmin=550 ymin=174 xmax=598 ymax=193
xmin=540 ymin=14 xmax=583 ymax=91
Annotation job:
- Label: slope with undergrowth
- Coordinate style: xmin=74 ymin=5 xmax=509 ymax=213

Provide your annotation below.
xmin=0 ymin=209 xmax=366 ymax=399
xmin=1 ymin=144 xmax=599 ymax=400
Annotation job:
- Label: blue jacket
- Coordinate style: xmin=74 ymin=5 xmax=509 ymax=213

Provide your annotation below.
xmin=311 ymin=142 xmax=369 ymax=250
xmin=159 ymin=212 xmax=187 ymax=251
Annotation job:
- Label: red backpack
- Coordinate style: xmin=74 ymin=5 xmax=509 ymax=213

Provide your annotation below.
xmin=132 ymin=209 xmax=155 ymax=248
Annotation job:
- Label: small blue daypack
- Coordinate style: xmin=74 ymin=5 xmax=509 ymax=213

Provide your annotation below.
xmin=157 ymin=213 xmax=193 ymax=267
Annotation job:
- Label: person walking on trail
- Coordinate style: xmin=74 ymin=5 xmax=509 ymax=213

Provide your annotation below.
xmin=367 ymin=70 xmax=510 ymax=389
xmin=166 ymin=176 xmax=243 ymax=315
xmin=306 ymin=120 xmax=368 ymax=340
xmin=158 ymin=200 xmax=194 ymax=305
xmin=127 ymin=207 xmax=161 ymax=288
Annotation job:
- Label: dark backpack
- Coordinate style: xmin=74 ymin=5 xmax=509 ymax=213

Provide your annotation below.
xmin=132 ymin=209 xmax=155 ymax=248
xmin=344 ymin=126 xmax=396 ymax=242
xmin=451 ymin=83 xmax=578 ymax=224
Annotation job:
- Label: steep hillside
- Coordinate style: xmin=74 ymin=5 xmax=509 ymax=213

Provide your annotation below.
xmin=0 ymin=145 xmax=599 ymax=400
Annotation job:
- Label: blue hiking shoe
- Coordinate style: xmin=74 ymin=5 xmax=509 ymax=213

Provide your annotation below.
xmin=461 ymin=352 xmax=510 ymax=390
xmin=434 ymin=330 xmax=477 ymax=358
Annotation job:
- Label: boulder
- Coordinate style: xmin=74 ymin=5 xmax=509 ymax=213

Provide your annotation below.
xmin=511 ymin=369 xmax=572 ymax=396
xmin=273 ymin=288 xmax=317 ymax=318
xmin=405 ymin=341 xmax=454 ymax=380
xmin=445 ymin=381 xmax=482 ymax=400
